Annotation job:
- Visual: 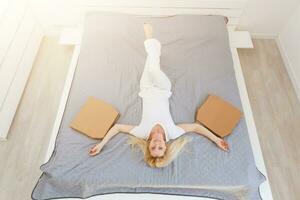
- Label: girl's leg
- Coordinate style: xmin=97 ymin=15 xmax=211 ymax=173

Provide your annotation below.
xmin=139 ymin=56 xmax=153 ymax=90
xmin=150 ymin=66 xmax=171 ymax=91
xmin=140 ymin=39 xmax=171 ymax=91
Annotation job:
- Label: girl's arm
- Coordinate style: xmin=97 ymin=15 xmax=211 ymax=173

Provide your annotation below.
xmin=177 ymin=123 xmax=229 ymax=152
xmin=89 ymin=124 xmax=135 ymax=156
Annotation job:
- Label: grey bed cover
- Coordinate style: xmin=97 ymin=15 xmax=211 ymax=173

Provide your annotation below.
xmin=32 ymin=12 xmax=266 ymax=200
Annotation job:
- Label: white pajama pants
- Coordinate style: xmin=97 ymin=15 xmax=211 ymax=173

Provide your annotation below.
xmin=139 ymin=39 xmax=172 ymax=93
xmin=129 ymin=38 xmax=186 ymax=141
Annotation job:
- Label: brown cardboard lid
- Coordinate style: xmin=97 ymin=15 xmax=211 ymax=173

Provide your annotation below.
xmin=70 ymin=96 xmax=119 ymax=139
xmin=196 ymin=95 xmax=243 ymax=137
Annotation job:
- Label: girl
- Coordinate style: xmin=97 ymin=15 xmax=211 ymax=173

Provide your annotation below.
xmin=89 ymin=23 xmax=229 ymax=168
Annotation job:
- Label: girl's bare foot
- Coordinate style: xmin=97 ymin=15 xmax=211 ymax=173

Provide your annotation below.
xmin=143 ymin=23 xmax=153 ymax=39
xmin=215 ymin=138 xmax=229 ymax=152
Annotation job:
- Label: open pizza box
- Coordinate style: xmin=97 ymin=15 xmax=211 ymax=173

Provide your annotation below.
xmin=70 ymin=96 xmax=119 ymax=139
xmin=196 ymin=95 xmax=243 ymax=138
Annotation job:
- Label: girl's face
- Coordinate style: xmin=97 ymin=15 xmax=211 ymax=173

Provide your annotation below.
xmin=148 ymin=124 xmax=166 ymax=157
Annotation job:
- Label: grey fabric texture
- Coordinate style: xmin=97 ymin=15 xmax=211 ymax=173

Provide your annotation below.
xmin=32 ymin=12 xmax=266 ymax=200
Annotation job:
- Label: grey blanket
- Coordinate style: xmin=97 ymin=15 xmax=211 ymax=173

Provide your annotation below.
xmin=32 ymin=12 xmax=266 ymax=200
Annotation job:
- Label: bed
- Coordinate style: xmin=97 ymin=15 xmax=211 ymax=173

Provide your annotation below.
xmin=32 ymin=11 xmax=273 ymax=200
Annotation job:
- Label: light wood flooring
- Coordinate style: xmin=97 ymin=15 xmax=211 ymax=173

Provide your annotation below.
xmin=0 ymin=37 xmax=299 ymax=199
xmin=0 ymin=37 xmax=74 ymax=199
xmin=238 ymin=39 xmax=300 ymax=200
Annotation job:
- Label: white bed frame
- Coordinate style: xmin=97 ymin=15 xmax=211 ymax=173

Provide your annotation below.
xmin=42 ymin=1 xmax=273 ymax=199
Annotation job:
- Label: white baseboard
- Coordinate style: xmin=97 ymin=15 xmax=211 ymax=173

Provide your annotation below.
xmin=276 ymin=37 xmax=300 ymax=102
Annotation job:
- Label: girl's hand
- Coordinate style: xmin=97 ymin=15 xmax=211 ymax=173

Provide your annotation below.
xmin=89 ymin=144 xmax=103 ymax=156
xmin=215 ymin=138 xmax=229 ymax=152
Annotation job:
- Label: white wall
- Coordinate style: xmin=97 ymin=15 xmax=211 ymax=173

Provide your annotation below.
xmin=29 ymin=0 xmax=248 ymax=35
xmin=277 ymin=5 xmax=300 ymax=102
xmin=0 ymin=0 xmax=43 ymax=140
xmin=238 ymin=0 xmax=300 ymax=38
xmin=28 ymin=0 xmax=300 ymax=38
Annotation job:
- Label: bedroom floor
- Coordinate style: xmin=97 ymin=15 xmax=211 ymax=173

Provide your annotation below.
xmin=238 ymin=40 xmax=300 ymax=200
xmin=0 ymin=37 xmax=299 ymax=200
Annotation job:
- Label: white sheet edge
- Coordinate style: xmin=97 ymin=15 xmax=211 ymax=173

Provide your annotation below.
xmin=42 ymin=29 xmax=273 ymax=200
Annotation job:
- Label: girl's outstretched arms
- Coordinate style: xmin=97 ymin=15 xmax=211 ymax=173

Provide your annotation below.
xmin=89 ymin=124 xmax=135 ymax=156
xmin=177 ymin=123 xmax=229 ymax=152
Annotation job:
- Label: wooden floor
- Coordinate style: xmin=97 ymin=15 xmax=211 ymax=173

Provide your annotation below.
xmin=0 ymin=38 xmax=299 ymax=199
xmin=0 ymin=37 xmax=74 ymax=199
xmin=238 ymin=39 xmax=300 ymax=200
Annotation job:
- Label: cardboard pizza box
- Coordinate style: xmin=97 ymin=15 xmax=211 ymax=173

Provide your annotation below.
xmin=196 ymin=95 xmax=243 ymax=138
xmin=70 ymin=96 xmax=119 ymax=139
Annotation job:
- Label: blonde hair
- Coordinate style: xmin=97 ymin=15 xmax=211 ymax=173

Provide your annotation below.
xmin=127 ymin=136 xmax=247 ymax=199
xmin=128 ymin=136 xmax=190 ymax=168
